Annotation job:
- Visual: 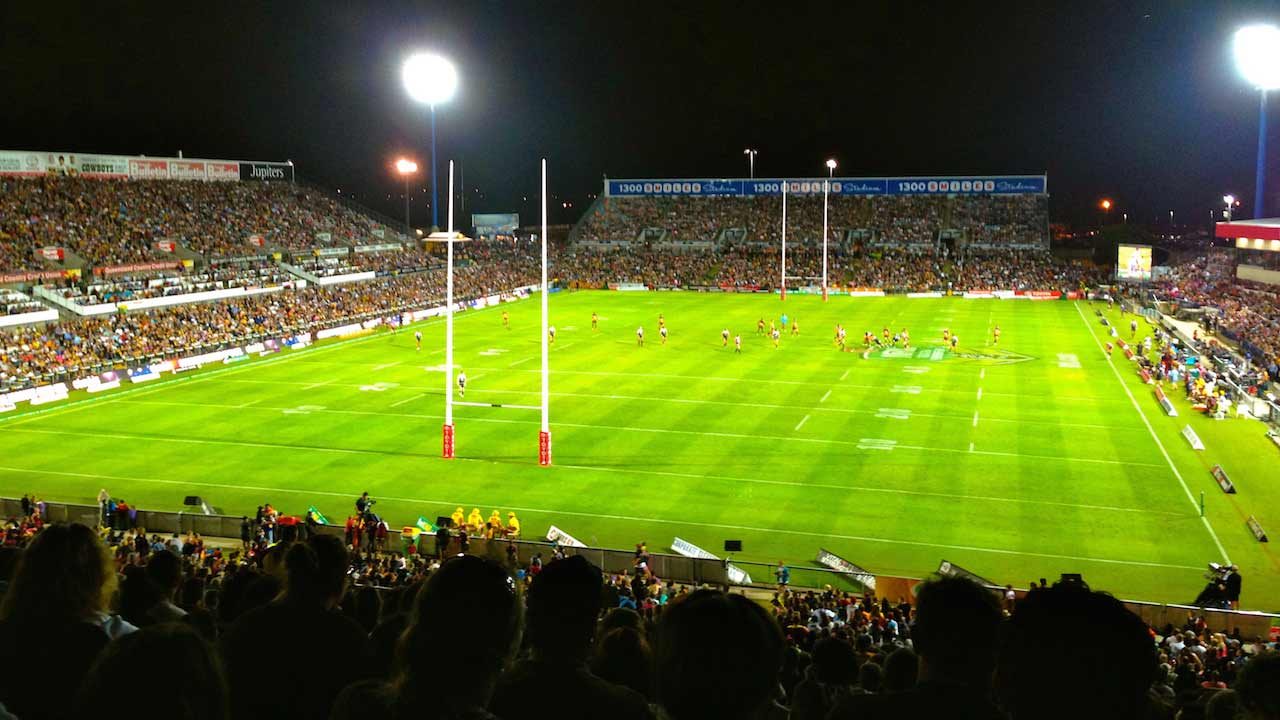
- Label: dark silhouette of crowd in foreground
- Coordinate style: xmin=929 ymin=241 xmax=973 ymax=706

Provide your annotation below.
xmin=0 ymin=522 xmax=1277 ymax=720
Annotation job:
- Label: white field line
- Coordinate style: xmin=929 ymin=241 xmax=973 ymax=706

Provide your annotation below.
xmin=435 ymin=366 xmax=1114 ymax=402
xmin=0 ymin=464 xmax=1201 ymax=571
xmin=303 ymin=378 xmax=337 ymax=390
xmin=509 ymin=357 xmax=536 ymax=367
xmin=795 ymin=414 xmax=810 ymax=431
xmin=456 ymin=401 xmax=540 ymax=410
xmin=26 ymin=398 xmax=1166 ymax=470
xmin=839 ymin=369 xmax=850 ymax=381
xmin=390 ymin=393 xmax=426 ymax=408
xmin=980 ymin=368 xmax=986 ymax=380
xmin=122 ymin=378 xmax=1150 ymax=433
xmin=0 ymin=302 xmax=510 ymax=429
xmin=973 ymin=410 xmax=979 ymax=427
xmin=820 ymin=390 xmax=832 ymax=403
xmin=1073 ymin=301 xmax=1231 ymax=563
xmin=976 ymin=387 xmax=983 ymax=401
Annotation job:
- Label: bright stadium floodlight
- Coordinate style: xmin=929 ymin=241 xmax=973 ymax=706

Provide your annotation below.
xmin=1224 ymin=194 xmax=1237 ymax=221
xmin=825 ymin=158 xmax=837 ymax=177
xmin=744 ymin=148 xmax=758 ymax=178
xmin=395 ymin=158 xmax=418 ymax=234
xmin=403 ymin=52 xmax=459 ymax=229
xmin=1233 ymin=25 xmax=1280 ymax=217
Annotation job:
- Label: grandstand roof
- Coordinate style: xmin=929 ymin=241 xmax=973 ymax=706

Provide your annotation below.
xmin=1215 ymin=218 xmax=1280 ymax=241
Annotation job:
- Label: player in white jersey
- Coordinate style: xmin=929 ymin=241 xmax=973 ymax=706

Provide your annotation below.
xmin=457 ymin=370 xmax=467 ymax=398
xmin=950 ymin=334 xmax=959 ymax=349
xmin=660 ymin=326 xmax=669 ymax=344
xmin=734 ymin=334 xmax=742 ymax=353
xmin=636 ymin=326 xmax=644 ymax=346
xmin=414 ymin=330 xmax=422 ymax=351
xmin=548 ymin=325 xmax=556 ymax=344
xmin=1130 ymin=318 xmax=1138 ymax=339
xmin=771 ymin=327 xmax=780 ymax=348
xmin=722 ymin=328 xmax=730 ymax=347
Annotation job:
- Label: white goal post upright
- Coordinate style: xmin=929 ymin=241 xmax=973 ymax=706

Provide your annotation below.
xmin=539 ymin=159 xmax=552 ymax=466
xmin=780 ymin=180 xmax=787 ymax=302
xmin=442 ymin=160 xmax=456 ymax=458
xmin=822 ymin=178 xmax=829 ymax=302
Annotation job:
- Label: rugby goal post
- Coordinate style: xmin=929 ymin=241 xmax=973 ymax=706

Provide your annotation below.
xmin=440 ymin=159 xmax=552 ymax=466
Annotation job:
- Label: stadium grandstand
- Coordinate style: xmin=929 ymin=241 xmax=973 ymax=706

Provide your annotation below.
xmin=3 ymin=158 xmax=1280 ymax=720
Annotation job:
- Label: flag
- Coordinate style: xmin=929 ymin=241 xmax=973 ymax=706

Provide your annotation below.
xmin=416 ymin=516 xmax=435 ymax=534
xmin=308 ymin=506 xmax=329 ymax=525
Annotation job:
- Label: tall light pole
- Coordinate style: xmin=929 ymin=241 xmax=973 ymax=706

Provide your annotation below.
xmin=744 ymin=148 xmax=757 ymax=178
xmin=394 ymin=158 xmax=418 ymax=235
xmin=1100 ymin=198 xmax=1112 ymax=226
xmin=823 ymin=159 xmax=837 ymax=302
xmin=1233 ymin=25 xmax=1280 ymax=218
xmin=1224 ymin=195 xmax=1236 ymax=222
xmin=403 ymin=52 xmax=458 ymax=230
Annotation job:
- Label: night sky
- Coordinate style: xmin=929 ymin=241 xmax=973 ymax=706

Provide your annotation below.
xmin=3 ymin=1 xmax=1279 ymax=228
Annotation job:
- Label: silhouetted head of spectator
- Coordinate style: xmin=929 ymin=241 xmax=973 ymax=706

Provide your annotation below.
xmin=0 ymin=523 xmax=113 ymax=624
xmin=1235 ymin=652 xmax=1280 ymax=720
xmin=282 ymin=535 xmax=348 ymax=608
xmin=882 ymin=646 xmax=919 ymax=693
xmin=395 ymin=555 xmax=520 ymax=713
xmin=75 ymin=623 xmax=227 ymax=720
xmin=858 ymin=661 xmax=883 ymax=693
xmin=911 ymin=575 xmax=1001 ymax=687
xmin=996 ymin=582 xmax=1156 ymax=720
xmin=1206 ymin=689 xmax=1241 ymax=720
xmin=654 ymin=589 xmax=784 ymax=720
xmin=591 ymin=625 xmax=653 ymax=699
xmin=146 ymin=548 xmax=183 ymax=597
xmin=525 ymin=555 xmax=602 ymax=660
xmin=811 ymin=637 xmax=858 ymax=686
xmin=598 ymin=605 xmax=644 ymax=635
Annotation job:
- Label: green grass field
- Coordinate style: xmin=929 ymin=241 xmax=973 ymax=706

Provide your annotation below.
xmin=2 ymin=291 xmax=1277 ymax=608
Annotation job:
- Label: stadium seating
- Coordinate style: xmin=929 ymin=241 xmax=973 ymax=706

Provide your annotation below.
xmin=0 ymin=507 xmax=1274 ymax=720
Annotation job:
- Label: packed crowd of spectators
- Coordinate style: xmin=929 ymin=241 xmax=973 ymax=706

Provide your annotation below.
xmin=576 ymin=194 xmax=1043 ymax=250
xmin=0 ymin=257 xmax=538 ymax=392
xmin=1 ymin=498 xmax=1277 ymax=720
xmin=0 ymin=177 xmax=401 ymax=267
xmin=1154 ymin=254 xmax=1280 ymax=369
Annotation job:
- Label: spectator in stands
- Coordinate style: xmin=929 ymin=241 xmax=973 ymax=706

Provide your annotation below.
xmin=653 ymin=589 xmax=784 ymax=720
xmin=221 ymin=534 xmax=369 ymax=720
xmin=74 ymin=624 xmax=227 ymax=720
xmin=0 ymin=523 xmax=127 ymax=720
xmin=591 ymin=624 xmax=653 ymax=700
xmin=490 ymin=556 xmax=652 ymax=720
xmin=996 ymin=581 xmax=1157 ymax=720
xmin=789 ymin=637 xmax=860 ymax=720
xmin=1235 ymin=652 xmax=1280 ymax=720
xmin=829 ymin=575 xmax=1002 ymax=720
xmin=331 ymin=555 xmax=520 ymax=720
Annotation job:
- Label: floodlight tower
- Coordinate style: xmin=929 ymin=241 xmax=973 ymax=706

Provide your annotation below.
xmin=394 ymin=158 xmax=418 ymax=234
xmin=823 ymin=159 xmax=837 ymax=301
xmin=1233 ymin=25 xmax=1280 ymax=217
xmin=403 ymin=52 xmax=458 ymax=229
xmin=539 ymin=160 xmax=551 ymax=466
xmin=744 ymin=148 xmax=758 ymax=178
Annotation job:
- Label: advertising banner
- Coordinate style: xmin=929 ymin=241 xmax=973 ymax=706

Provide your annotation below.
xmin=472 ymin=212 xmax=520 ymax=236
xmin=206 ymin=162 xmax=240 ymax=181
xmin=94 ymin=261 xmax=184 ymax=276
xmin=606 ymin=175 xmax=1046 ymax=197
xmin=40 ymin=246 xmax=64 ymax=261
xmin=239 ymin=161 xmax=294 ymax=182
xmin=1 ymin=149 xmax=295 ymax=183
xmin=168 ymin=160 xmax=207 ymax=180
xmin=816 ymin=548 xmax=877 ymax=591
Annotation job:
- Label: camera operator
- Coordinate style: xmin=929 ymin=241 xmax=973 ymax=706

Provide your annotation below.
xmin=1222 ymin=564 xmax=1242 ymax=609
xmin=355 ymin=492 xmax=376 ymax=521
